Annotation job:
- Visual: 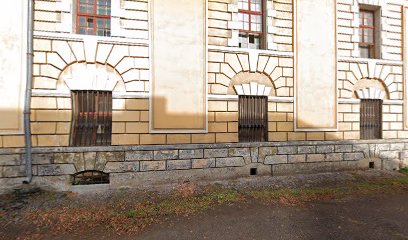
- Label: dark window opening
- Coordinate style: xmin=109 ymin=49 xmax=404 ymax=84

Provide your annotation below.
xmin=76 ymin=0 xmax=111 ymax=36
xmin=238 ymin=95 xmax=268 ymax=142
xmin=72 ymin=170 xmax=110 ymax=185
xmin=360 ymin=99 xmax=382 ymax=140
xmin=70 ymin=90 xmax=112 ymax=146
xmin=238 ymin=0 xmax=264 ymax=49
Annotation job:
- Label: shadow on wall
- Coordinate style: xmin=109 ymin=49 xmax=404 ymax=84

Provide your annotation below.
xmin=151 ymin=96 xmax=207 ymax=131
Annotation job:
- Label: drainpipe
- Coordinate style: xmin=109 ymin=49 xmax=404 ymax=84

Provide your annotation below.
xmin=23 ymin=0 xmax=34 ymax=184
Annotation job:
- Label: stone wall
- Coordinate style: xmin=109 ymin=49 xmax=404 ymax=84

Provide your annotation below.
xmin=1 ymin=139 xmax=407 ymax=192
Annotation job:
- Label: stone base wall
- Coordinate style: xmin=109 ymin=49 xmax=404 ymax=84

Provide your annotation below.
xmin=1 ymin=139 xmax=408 ymax=192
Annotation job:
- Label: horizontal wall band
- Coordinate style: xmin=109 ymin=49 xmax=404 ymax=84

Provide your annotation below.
xmin=31 ymin=90 xmax=403 ymax=105
xmin=34 ymin=31 xmax=149 ymax=46
xmin=338 ymin=57 xmax=403 ymax=66
xmin=208 ymin=45 xmax=294 ymax=58
xmin=1 ymin=138 xmax=408 ymax=155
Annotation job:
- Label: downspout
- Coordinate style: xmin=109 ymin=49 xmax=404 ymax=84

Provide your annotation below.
xmin=23 ymin=0 xmax=34 ymax=184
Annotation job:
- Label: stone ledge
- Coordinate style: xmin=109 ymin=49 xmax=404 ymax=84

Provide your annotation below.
xmin=1 ymin=139 xmax=408 ymax=155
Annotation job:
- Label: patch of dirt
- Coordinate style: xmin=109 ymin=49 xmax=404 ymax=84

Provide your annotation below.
xmin=0 ymin=170 xmax=407 ymax=240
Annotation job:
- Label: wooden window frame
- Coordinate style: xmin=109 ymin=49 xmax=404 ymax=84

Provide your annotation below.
xmin=238 ymin=0 xmax=265 ymax=49
xmin=76 ymin=0 xmax=111 ymax=36
xmin=359 ymin=9 xmax=376 ymax=58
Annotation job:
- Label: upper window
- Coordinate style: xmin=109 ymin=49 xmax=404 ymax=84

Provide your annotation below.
xmin=76 ymin=0 xmax=111 ymax=37
xmin=238 ymin=0 xmax=264 ymax=49
xmin=359 ymin=8 xmax=380 ymax=59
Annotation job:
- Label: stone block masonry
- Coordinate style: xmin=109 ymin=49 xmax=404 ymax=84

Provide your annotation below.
xmin=1 ymin=139 xmax=408 ymax=192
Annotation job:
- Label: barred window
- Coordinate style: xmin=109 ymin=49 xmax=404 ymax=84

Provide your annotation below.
xmin=238 ymin=0 xmax=264 ymax=49
xmin=360 ymin=99 xmax=382 ymax=140
xmin=238 ymin=96 xmax=268 ymax=142
xmin=359 ymin=9 xmax=376 ymax=58
xmin=76 ymin=0 xmax=111 ymax=36
xmin=70 ymin=90 xmax=112 ymax=146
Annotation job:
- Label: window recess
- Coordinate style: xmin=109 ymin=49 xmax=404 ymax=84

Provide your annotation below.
xmin=70 ymin=90 xmax=112 ymax=146
xmin=238 ymin=0 xmax=264 ymax=49
xmin=238 ymin=95 xmax=268 ymax=142
xmin=360 ymin=99 xmax=382 ymax=140
xmin=76 ymin=0 xmax=111 ymax=36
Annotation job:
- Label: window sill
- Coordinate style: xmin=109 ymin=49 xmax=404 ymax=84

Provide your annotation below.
xmin=338 ymin=56 xmax=403 ymax=65
xmin=208 ymin=45 xmax=293 ymax=57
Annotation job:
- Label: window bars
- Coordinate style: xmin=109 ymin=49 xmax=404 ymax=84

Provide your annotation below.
xmin=70 ymin=90 xmax=112 ymax=146
xmin=72 ymin=170 xmax=110 ymax=185
xmin=238 ymin=95 xmax=268 ymax=142
xmin=360 ymin=99 xmax=382 ymax=140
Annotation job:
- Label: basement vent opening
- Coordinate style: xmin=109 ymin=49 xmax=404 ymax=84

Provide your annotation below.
xmin=369 ymin=162 xmax=375 ymax=169
xmin=250 ymin=168 xmax=258 ymax=176
xmin=72 ymin=170 xmax=110 ymax=185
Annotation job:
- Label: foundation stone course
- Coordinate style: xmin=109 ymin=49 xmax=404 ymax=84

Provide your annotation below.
xmin=264 ymin=155 xmax=288 ymax=165
xmin=37 ymin=164 xmax=75 ymax=176
xmin=216 ymin=157 xmax=245 ymax=167
xmin=192 ymin=158 xmax=216 ymax=169
xmin=344 ymin=152 xmax=365 ymax=161
xmin=316 ymin=145 xmax=335 ymax=153
xmin=1 ymin=140 xmax=408 ymax=191
xmin=0 ymin=155 xmax=21 ymax=166
xmin=167 ymin=160 xmax=192 ymax=170
xmin=179 ymin=149 xmax=204 ymax=159
xmin=104 ymin=162 xmax=140 ymax=173
xmin=140 ymin=161 xmax=166 ymax=171
xmin=125 ymin=151 xmax=153 ymax=161
xmin=204 ymin=148 xmax=228 ymax=158
xmin=154 ymin=150 xmax=178 ymax=160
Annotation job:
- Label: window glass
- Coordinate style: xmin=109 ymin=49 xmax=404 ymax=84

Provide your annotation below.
xmin=359 ymin=9 xmax=376 ymax=58
xmin=76 ymin=0 xmax=111 ymax=36
xmin=238 ymin=0 xmax=264 ymax=49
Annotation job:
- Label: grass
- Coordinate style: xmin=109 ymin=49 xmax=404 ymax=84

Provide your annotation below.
xmin=400 ymin=167 xmax=408 ymax=175
xmin=3 ymin=173 xmax=408 ymax=239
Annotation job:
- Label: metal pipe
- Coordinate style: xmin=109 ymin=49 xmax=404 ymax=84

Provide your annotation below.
xmin=23 ymin=0 xmax=34 ymax=184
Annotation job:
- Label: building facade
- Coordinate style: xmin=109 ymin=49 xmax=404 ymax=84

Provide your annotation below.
xmin=1 ymin=0 xmax=408 ymax=191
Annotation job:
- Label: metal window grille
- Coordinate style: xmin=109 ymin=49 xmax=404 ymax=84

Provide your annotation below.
xmin=70 ymin=90 xmax=112 ymax=146
xmin=360 ymin=99 xmax=382 ymax=140
xmin=238 ymin=96 xmax=268 ymax=142
xmin=76 ymin=0 xmax=111 ymax=36
xmin=72 ymin=170 xmax=110 ymax=185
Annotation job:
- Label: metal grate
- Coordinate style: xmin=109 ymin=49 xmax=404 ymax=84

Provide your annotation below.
xmin=71 ymin=90 xmax=112 ymax=146
xmin=360 ymin=99 xmax=382 ymax=140
xmin=72 ymin=170 xmax=110 ymax=185
xmin=238 ymin=95 xmax=268 ymax=142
